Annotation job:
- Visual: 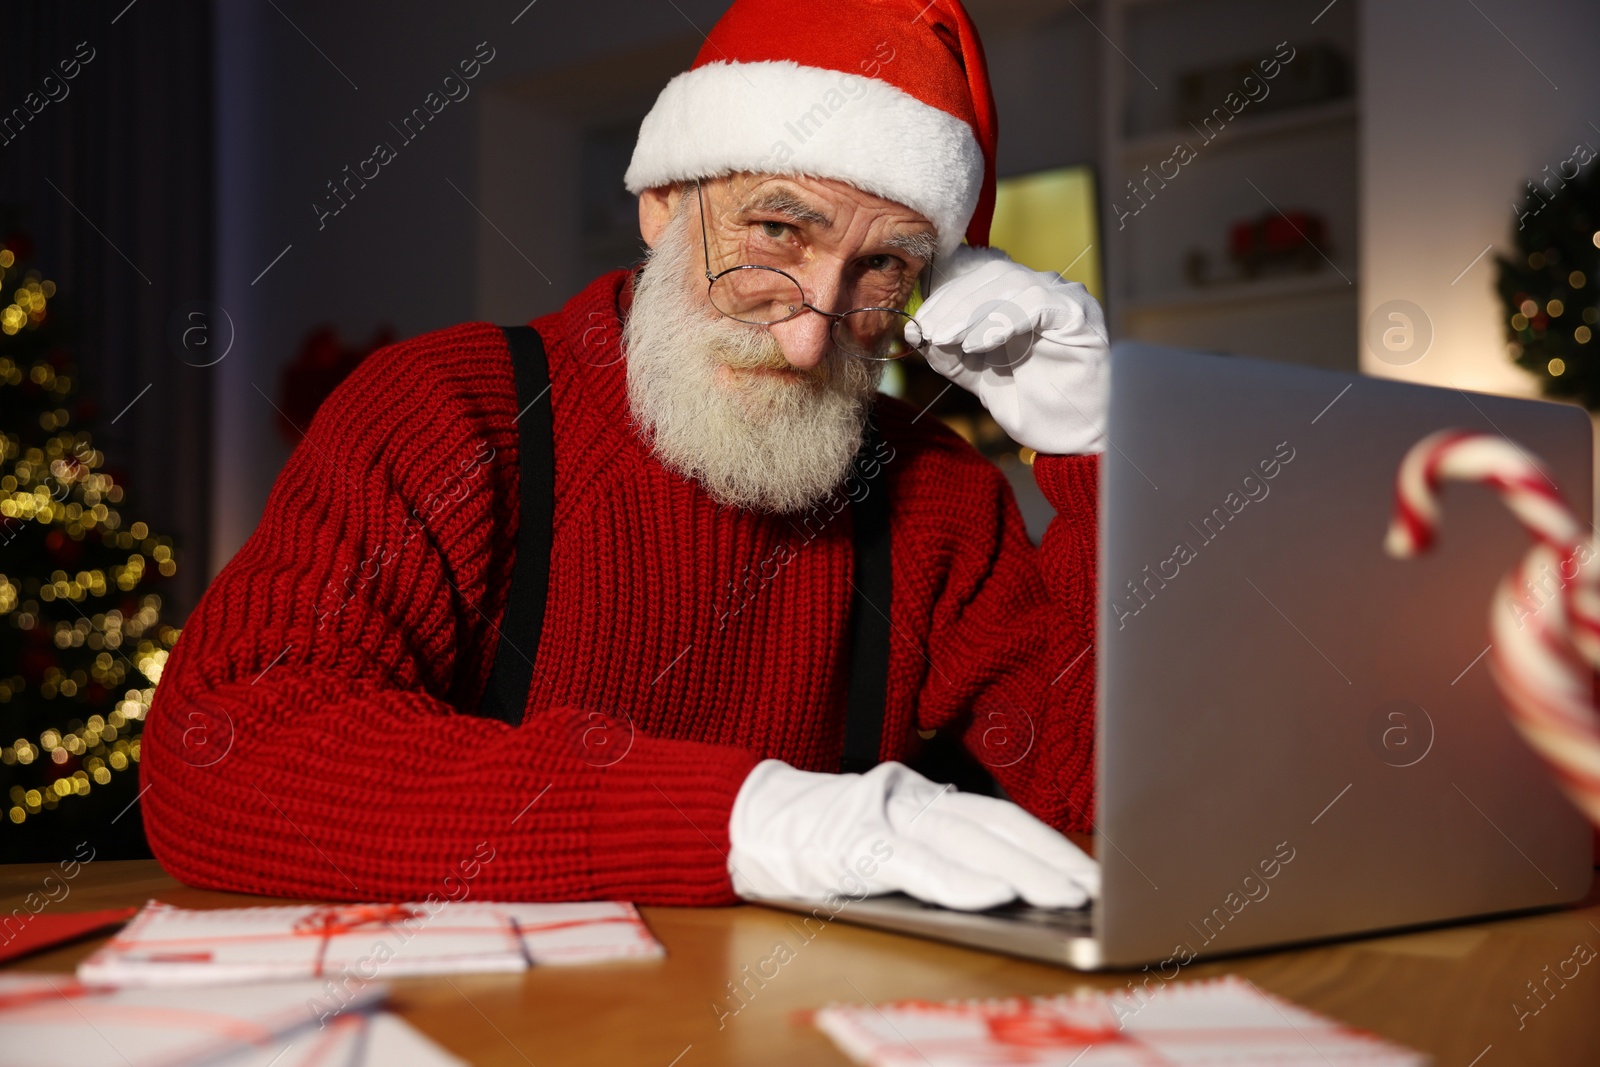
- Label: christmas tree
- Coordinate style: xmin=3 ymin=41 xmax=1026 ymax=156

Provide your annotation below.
xmin=0 ymin=225 xmax=181 ymax=861
xmin=1496 ymin=160 xmax=1600 ymax=407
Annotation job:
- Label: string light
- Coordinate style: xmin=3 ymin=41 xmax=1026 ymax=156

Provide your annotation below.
xmin=3 ymin=686 xmax=156 ymax=824
xmin=0 ymin=253 xmax=178 ymax=828
xmin=0 ymin=270 xmax=52 ymax=336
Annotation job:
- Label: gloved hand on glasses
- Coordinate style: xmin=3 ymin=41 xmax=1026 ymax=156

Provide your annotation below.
xmin=904 ymin=243 xmax=1108 ymax=456
xmin=727 ymin=758 xmax=1100 ymax=910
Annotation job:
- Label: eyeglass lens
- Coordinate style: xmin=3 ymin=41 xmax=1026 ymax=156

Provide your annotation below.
xmin=708 ymin=269 xmax=916 ymax=361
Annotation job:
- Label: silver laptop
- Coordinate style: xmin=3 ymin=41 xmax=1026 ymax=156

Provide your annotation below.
xmin=755 ymin=340 xmax=1596 ymax=969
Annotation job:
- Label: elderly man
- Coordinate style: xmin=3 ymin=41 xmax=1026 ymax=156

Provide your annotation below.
xmin=143 ymin=0 xmax=1109 ymax=912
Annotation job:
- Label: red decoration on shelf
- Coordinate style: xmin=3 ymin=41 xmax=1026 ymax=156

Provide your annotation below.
xmin=1228 ymin=210 xmax=1329 ymax=276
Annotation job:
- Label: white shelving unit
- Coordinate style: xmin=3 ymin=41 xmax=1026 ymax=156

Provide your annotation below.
xmin=1117 ymin=97 xmax=1356 ymax=161
xmin=1099 ymin=0 xmax=1361 ymax=371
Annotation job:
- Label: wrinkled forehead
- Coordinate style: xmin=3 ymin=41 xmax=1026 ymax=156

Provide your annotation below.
xmin=709 ymin=172 xmax=929 ymax=221
xmin=697 ymin=174 xmax=934 ymax=267
xmin=697 ymin=173 xmax=939 ymax=258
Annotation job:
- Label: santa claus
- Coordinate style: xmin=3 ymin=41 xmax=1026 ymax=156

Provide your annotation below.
xmin=144 ymin=0 xmax=1107 ymax=912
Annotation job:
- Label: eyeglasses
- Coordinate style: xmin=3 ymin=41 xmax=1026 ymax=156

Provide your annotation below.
xmin=695 ymin=179 xmax=932 ymax=362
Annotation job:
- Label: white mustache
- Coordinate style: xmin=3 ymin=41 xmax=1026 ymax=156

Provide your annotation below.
xmin=708 ymin=321 xmax=834 ymax=385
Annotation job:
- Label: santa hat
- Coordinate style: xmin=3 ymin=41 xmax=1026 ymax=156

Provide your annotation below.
xmin=623 ymin=0 xmax=998 ymax=257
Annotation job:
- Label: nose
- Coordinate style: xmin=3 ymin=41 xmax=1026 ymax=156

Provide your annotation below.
xmin=767 ymin=312 xmax=831 ymax=372
xmin=766 ymin=268 xmax=849 ymax=372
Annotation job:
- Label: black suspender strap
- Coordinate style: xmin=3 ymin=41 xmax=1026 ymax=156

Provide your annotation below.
xmin=476 ymin=325 xmax=554 ymax=727
xmin=474 ymin=322 xmax=894 ymax=774
xmin=839 ymin=417 xmax=893 ymax=775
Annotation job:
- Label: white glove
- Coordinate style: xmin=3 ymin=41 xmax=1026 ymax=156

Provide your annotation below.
xmin=727 ymin=759 xmax=1099 ymax=910
xmin=904 ymin=244 xmax=1109 ymax=455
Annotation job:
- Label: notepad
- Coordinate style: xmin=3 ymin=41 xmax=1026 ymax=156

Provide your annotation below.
xmin=206 ymin=1010 xmax=467 ymax=1067
xmin=813 ymin=975 xmax=1427 ymax=1066
xmin=0 ymin=973 xmax=385 ymax=1067
xmin=76 ymin=899 xmax=663 ymax=987
xmin=500 ymin=900 xmax=665 ymax=965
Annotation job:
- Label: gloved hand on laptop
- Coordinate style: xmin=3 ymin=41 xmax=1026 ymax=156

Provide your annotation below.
xmin=904 ymin=243 xmax=1109 ymax=456
xmin=727 ymin=759 xmax=1099 ymax=910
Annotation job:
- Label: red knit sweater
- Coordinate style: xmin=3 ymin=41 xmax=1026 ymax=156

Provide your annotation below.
xmin=142 ymin=268 xmax=1099 ymax=905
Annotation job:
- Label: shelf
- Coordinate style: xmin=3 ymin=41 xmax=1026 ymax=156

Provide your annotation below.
xmin=1117 ymin=98 xmax=1357 ymax=161
xmin=1100 ymin=0 xmax=1361 ymax=370
xmin=1122 ymin=269 xmax=1357 ymax=314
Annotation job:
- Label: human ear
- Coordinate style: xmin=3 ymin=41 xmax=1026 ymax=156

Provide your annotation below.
xmin=638 ymin=184 xmax=679 ymax=249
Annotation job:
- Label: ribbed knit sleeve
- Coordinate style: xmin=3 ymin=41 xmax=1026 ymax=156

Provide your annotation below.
xmin=905 ymin=444 xmax=1099 ymax=834
xmin=142 ymin=323 xmax=760 ymax=905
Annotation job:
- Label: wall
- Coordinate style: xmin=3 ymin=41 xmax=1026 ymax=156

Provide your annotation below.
xmin=1360 ymin=0 xmax=1600 ymax=396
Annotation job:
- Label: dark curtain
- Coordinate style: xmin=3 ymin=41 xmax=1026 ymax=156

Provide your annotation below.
xmin=0 ymin=0 xmax=214 ymax=625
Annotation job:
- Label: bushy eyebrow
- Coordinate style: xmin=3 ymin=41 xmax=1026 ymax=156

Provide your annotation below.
xmin=739 ymin=186 xmax=937 ymax=262
xmin=740 ymin=188 xmax=832 ymax=227
xmin=883 ymin=229 xmax=938 ymax=264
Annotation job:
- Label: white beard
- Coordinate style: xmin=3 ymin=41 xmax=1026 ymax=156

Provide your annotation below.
xmin=622 ymin=196 xmax=883 ymax=514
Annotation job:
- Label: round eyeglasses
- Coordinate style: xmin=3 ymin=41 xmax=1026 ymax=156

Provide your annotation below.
xmin=695 ymin=180 xmax=932 ymax=362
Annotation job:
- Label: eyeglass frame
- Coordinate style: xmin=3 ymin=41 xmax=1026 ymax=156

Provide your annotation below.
xmin=693 ymin=178 xmax=934 ymax=362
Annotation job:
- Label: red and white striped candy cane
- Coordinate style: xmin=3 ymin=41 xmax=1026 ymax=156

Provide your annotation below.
xmin=1386 ymin=428 xmax=1600 ymax=828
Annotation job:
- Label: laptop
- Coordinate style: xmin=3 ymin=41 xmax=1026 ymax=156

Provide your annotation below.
xmin=754 ymin=340 xmax=1597 ymax=969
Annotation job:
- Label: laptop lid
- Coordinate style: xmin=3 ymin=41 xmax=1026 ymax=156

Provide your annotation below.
xmin=1097 ymin=342 xmax=1595 ymax=968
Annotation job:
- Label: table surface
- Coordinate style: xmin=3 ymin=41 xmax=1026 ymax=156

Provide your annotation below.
xmin=3 ymin=858 xmax=1598 ymax=1065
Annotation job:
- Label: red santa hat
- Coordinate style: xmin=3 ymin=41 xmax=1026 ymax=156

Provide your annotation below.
xmin=623 ymin=0 xmax=998 ymax=257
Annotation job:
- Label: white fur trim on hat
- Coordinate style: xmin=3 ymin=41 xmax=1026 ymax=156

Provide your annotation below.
xmin=624 ymin=60 xmax=982 ymax=257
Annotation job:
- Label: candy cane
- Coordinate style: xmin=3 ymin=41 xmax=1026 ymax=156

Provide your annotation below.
xmin=1385 ymin=429 xmax=1600 ymax=829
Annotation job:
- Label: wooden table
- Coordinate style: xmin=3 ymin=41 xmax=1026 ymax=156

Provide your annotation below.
xmin=4 ymin=859 xmax=1598 ymax=1065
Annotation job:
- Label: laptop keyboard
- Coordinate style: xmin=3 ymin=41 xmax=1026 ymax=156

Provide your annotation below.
xmin=899 ymin=895 xmax=1097 ymax=937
